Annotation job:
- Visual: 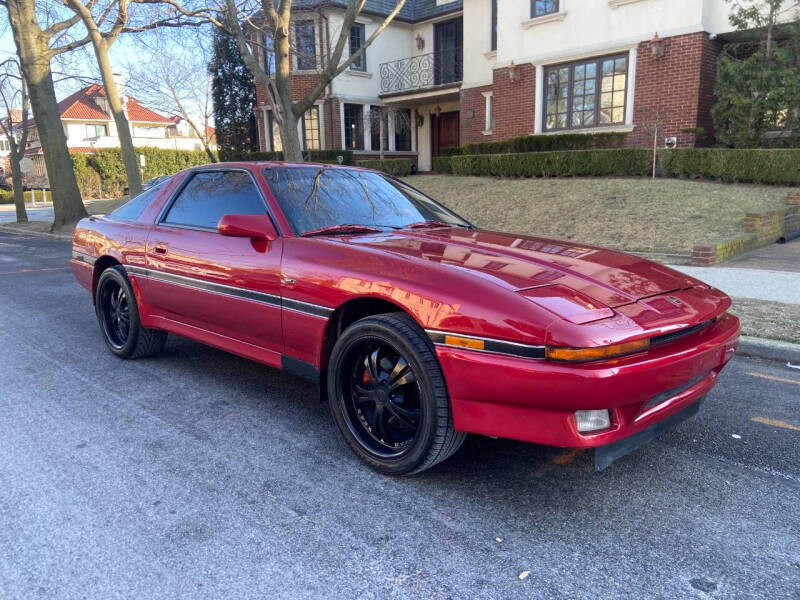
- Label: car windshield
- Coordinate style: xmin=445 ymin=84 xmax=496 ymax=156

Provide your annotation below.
xmin=262 ymin=166 xmax=471 ymax=235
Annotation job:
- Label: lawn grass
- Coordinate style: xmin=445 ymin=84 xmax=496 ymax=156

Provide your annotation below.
xmin=730 ymin=297 xmax=800 ymax=344
xmin=404 ymin=175 xmax=791 ymax=258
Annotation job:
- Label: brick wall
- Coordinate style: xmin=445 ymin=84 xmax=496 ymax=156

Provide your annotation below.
xmin=629 ymin=32 xmax=722 ymax=148
xmin=692 ymin=194 xmax=800 ymax=265
xmin=492 ymin=63 xmax=536 ymax=141
xmin=460 ymin=84 xmax=493 ymax=144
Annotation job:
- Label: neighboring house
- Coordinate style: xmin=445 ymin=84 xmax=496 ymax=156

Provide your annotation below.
xmin=0 ymin=109 xmax=24 ymax=181
xmin=249 ymin=0 xmax=793 ymax=171
xmin=20 ymin=82 xmax=216 ymax=184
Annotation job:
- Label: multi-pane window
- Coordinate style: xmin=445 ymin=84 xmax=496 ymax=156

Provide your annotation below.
xmin=294 ymin=20 xmax=316 ymax=70
xmin=350 ymin=23 xmax=366 ymax=72
xmin=85 ymin=124 xmax=108 ymax=138
xmin=544 ymin=54 xmax=628 ymax=131
xmin=344 ymin=103 xmax=364 ymax=150
xmin=394 ymin=108 xmax=412 ymax=151
xmin=370 ymin=106 xmax=388 ymax=152
xmin=532 ymin=0 xmax=558 ymax=17
xmin=264 ymin=33 xmax=276 ymax=76
xmin=303 ymin=106 xmax=321 ymax=150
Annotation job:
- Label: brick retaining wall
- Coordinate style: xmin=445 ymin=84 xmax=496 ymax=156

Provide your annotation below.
xmin=691 ymin=194 xmax=800 ymax=265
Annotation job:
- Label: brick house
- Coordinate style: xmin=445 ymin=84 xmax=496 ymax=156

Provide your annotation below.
xmin=251 ymin=0 xmax=778 ymax=171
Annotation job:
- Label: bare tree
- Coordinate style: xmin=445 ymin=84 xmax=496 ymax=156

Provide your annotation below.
xmin=126 ymin=30 xmax=217 ymax=162
xmin=64 ymin=0 xmax=207 ymax=195
xmin=156 ymin=0 xmax=408 ymax=162
xmin=0 ymin=58 xmax=29 ymax=223
xmin=2 ymin=0 xmax=91 ymax=228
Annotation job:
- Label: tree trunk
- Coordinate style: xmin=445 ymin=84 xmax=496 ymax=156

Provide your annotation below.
xmin=274 ymin=23 xmax=303 ymax=162
xmin=10 ymin=151 xmax=28 ymax=223
xmin=6 ymin=1 xmax=87 ymax=229
xmin=92 ymin=41 xmax=142 ymax=195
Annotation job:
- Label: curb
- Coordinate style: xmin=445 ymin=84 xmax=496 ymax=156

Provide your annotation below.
xmin=737 ymin=336 xmax=800 ymax=364
xmin=0 ymin=224 xmax=73 ymax=241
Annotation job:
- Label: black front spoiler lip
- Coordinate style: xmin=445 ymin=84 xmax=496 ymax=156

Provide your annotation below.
xmin=594 ymin=398 xmax=704 ymax=471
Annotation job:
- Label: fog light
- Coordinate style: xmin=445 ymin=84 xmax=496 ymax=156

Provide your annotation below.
xmin=575 ymin=409 xmax=611 ymax=433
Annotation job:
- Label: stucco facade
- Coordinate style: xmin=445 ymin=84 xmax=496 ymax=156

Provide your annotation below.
xmin=252 ymin=0 xmax=769 ymax=171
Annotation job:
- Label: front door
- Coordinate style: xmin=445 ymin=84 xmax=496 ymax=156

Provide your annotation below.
xmin=431 ymin=111 xmax=460 ymax=157
xmin=142 ymin=169 xmax=284 ymax=355
xmin=434 ymin=18 xmax=463 ymax=86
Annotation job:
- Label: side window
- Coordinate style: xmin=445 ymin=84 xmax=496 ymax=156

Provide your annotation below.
xmin=109 ymin=180 xmax=168 ymax=222
xmin=163 ymin=171 xmax=265 ymax=230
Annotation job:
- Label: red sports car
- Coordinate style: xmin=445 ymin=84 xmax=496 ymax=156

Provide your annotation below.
xmin=71 ymin=163 xmax=739 ymax=474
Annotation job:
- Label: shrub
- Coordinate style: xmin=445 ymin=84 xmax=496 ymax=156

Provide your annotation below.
xmin=0 ymin=190 xmax=13 ymax=204
xmin=661 ymin=148 xmax=800 ymax=185
xmin=227 ymin=149 xmax=354 ymax=165
xmin=77 ymin=168 xmax=103 ymax=200
xmin=460 ymin=131 xmax=627 ymax=156
xmin=432 ymin=156 xmax=453 ymax=173
xmin=356 ymin=158 xmax=413 ymax=176
xmin=439 ymin=146 xmax=463 ymax=156
xmin=450 ymin=149 xmax=653 ymax=178
xmin=85 ymin=147 xmax=210 ymax=196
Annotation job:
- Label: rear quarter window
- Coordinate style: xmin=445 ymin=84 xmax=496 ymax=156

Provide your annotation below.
xmin=108 ymin=180 xmax=169 ymax=222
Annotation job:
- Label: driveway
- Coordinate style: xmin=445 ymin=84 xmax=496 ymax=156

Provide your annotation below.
xmin=0 ymin=230 xmax=798 ymax=599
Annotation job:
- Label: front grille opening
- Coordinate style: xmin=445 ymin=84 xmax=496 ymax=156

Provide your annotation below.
xmin=643 ymin=372 xmax=710 ymax=410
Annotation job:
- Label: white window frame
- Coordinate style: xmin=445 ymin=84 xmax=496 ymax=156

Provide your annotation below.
xmin=482 ymin=91 xmax=493 ymax=135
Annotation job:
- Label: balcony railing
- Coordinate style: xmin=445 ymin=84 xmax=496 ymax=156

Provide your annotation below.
xmin=379 ymin=48 xmax=463 ymax=95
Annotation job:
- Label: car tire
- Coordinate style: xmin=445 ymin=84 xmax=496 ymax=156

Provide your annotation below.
xmin=327 ymin=312 xmax=466 ymax=475
xmin=95 ymin=265 xmax=167 ymax=359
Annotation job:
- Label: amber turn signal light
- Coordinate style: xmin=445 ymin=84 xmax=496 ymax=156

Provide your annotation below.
xmin=444 ymin=335 xmax=485 ymax=351
xmin=546 ymin=338 xmax=650 ymax=362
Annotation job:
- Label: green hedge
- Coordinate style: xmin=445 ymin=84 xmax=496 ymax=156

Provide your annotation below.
xmin=439 ymin=146 xmax=463 ymax=157
xmin=450 ymin=149 xmax=653 ymax=178
xmin=433 ymin=156 xmax=453 ymax=173
xmin=356 ymin=158 xmax=413 ymax=176
xmin=661 ymin=148 xmax=800 ymax=185
xmin=226 ymin=149 xmax=354 ymax=165
xmin=75 ymin=147 xmax=211 ymax=196
xmin=447 ymin=131 xmax=628 ymax=156
xmin=0 ymin=189 xmax=52 ymax=204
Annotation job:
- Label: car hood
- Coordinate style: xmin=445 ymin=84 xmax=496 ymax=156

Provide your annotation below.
xmin=341 ymin=228 xmax=700 ymax=308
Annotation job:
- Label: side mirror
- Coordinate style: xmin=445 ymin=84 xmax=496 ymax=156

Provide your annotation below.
xmin=218 ymin=214 xmax=278 ymax=241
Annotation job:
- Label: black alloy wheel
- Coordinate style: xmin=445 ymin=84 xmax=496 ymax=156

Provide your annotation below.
xmin=99 ymin=278 xmax=130 ymax=349
xmin=343 ymin=339 xmax=422 ymax=457
xmin=327 ymin=313 xmax=466 ymax=475
xmin=95 ymin=266 xmax=167 ymax=359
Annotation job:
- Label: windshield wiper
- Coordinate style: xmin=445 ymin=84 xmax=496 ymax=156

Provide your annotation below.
xmin=300 ymin=224 xmax=386 ymax=237
xmin=404 ymin=220 xmax=472 ymax=230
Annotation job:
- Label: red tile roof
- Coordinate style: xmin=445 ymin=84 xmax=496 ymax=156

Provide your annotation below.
xmin=58 ymin=84 xmax=171 ymax=123
xmin=25 ymin=146 xmax=97 ymax=155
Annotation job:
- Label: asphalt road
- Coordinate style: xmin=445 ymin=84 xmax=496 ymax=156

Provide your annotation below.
xmin=0 ymin=230 xmax=798 ymax=600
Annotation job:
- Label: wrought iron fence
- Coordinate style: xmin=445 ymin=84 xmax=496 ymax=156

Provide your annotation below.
xmin=379 ymin=48 xmax=463 ymax=94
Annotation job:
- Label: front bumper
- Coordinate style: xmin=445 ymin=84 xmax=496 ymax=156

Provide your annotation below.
xmin=436 ymin=313 xmax=739 ymax=450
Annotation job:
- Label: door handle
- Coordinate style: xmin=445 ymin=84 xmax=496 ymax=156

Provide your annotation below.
xmin=153 ymin=243 xmax=168 ymax=254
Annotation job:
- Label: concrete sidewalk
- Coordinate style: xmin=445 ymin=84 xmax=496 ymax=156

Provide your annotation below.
xmin=670 ymin=265 xmax=800 ymax=305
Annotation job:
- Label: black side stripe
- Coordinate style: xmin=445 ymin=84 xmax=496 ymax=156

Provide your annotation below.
xmin=123 ymin=265 xmax=333 ymax=319
xmin=72 ymin=251 xmax=97 ymax=266
xmin=426 ymin=329 xmax=546 ymax=359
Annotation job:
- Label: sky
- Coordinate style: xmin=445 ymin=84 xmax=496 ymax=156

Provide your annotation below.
xmin=0 ymin=9 xmax=213 ymax=121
